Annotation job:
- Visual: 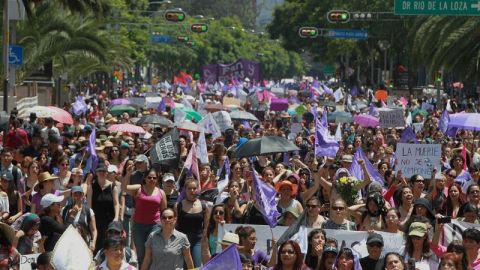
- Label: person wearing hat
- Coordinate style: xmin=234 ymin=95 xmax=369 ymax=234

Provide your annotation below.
xmin=39 ymin=193 xmax=73 ymax=252
xmin=94 ymin=221 xmax=138 ymax=267
xmin=89 ymin=164 xmax=120 ymax=254
xmin=275 ymin=180 xmax=303 ymax=216
xmin=31 ymin=172 xmax=70 ymax=215
xmin=13 ymin=213 xmax=41 ymax=254
xmin=278 ymin=207 xmax=301 ymax=227
xmin=0 ymin=222 xmax=20 ymax=268
xmin=340 ymin=154 xmax=353 ymax=170
xmin=142 ymin=208 xmax=194 ymax=270
xmin=162 ymin=173 xmax=178 ymax=209
xmin=360 ymin=233 xmax=384 ymax=269
xmin=405 ymin=221 xmax=438 ymax=269
xmin=319 ymin=246 xmax=338 ymax=270
xmin=62 ymin=186 xmax=98 ymax=251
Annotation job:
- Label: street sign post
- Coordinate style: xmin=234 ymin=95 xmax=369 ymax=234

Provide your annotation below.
xmin=326 ymin=29 xmax=368 ymax=40
xmin=8 ymin=45 xmax=23 ymax=65
xmin=151 ymin=35 xmax=172 ymax=43
xmin=394 ymin=0 xmax=480 ymax=15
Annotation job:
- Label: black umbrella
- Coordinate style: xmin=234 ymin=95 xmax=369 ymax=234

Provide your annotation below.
xmin=235 ymin=136 xmax=300 ymax=158
xmin=229 ymin=110 xmax=259 ymax=121
xmin=136 ymin=115 xmax=173 ymax=127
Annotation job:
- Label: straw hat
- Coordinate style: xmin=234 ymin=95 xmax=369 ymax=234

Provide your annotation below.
xmin=34 ymin=172 xmax=59 ymax=192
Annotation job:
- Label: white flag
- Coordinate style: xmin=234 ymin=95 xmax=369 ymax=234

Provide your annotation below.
xmin=196 ymin=130 xmax=209 ymax=164
xmin=199 ymin=113 xmax=222 ymax=140
xmin=174 ymin=108 xmax=186 ymax=124
xmin=333 ymin=88 xmax=344 ymax=103
xmin=335 ymin=124 xmax=342 ymax=141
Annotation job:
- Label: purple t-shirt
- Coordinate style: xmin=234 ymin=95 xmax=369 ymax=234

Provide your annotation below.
xmin=252 ymin=249 xmax=270 ymax=266
xmin=31 ymin=190 xmax=61 ymax=214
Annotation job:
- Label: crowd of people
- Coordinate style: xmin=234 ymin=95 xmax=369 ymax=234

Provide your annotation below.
xmin=0 ymin=80 xmax=477 ymax=270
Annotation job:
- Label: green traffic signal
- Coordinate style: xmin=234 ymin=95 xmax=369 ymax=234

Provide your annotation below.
xmin=298 ymin=27 xmax=318 ymax=38
xmin=191 ymin=23 xmax=208 ymax=33
xmin=327 ymin=10 xmax=350 ymax=23
xmin=165 ymin=11 xmax=186 ymax=22
xmin=177 ymin=36 xmax=189 ymax=42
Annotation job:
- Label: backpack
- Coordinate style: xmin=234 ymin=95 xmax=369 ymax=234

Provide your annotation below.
xmin=62 ymin=199 xmax=92 ymax=230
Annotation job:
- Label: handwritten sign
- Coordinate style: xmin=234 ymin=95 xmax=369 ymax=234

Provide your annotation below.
xmin=395 ymin=143 xmax=441 ymax=178
xmin=379 ymin=108 xmax=405 ymax=128
xmin=20 ymin=254 xmax=40 ymax=270
xmin=212 ymin=111 xmax=233 ymax=132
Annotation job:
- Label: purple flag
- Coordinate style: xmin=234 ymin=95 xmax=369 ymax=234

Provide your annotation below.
xmin=320 ymin=107 xmax=328 ymax=128
xmin=349 ymin=148 xmax=384 ymax=185
xmin=446 ymin=127 xmax=458 ymax=137
xmin=368 ymin=103 xmax=379 ymax=117
xmin=439 ymin=110 xmax=449 ymax=134
xmin=157 ymin=98 xmax=166 ymax=113
xmin=400 ymin=127 xmax=418 ymax=143
xmin=283 ymin=152 xmax=290 ymax=166
xmin=88 ymin=129 xmax=98 ymax=173
xmin=72 ymin=96 xmax=88 ymax=116
xmin=320 ymin=83 xmax=334 ymax=95
xmin=351 ymin=85 xmax=359 ymax=97
xmin=201 ymin=244 xmax=242 ymax=270
xmin=311 ymin=105 xmax=318 ymax=120
xmin=252 ymin=166 xmax=280 ymax=227
xmin=315 ymin=119 xmax=339 ymax=158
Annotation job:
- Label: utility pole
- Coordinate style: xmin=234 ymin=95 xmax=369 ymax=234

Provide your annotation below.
xmin=2 ymin=0 xmax=9 ymax=112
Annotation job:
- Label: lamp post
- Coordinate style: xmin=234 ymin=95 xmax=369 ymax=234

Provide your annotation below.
xmin=378 ymin=40 xmax=390 ymax=85
xmin=2 ymin=0 xmax=9 ymax=112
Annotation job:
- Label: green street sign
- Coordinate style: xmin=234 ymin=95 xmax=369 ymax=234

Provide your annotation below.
xmin=394 ymin=0 xmax=480 ymax=15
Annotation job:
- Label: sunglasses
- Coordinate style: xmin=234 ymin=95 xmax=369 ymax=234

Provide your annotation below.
xmin=147 ymin=176 xmax=157 ymax=180
xmin=280 ymin=249 xmax=295 ymax=255
xmin=332 ymin=206 xmax=345 ymax=211
xmin=214 ymin=210 xmax=224 ymax=215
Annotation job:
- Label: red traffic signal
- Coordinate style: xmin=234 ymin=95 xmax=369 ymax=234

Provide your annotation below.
xmin=165 ymin=10 xmax=186 ymax=22
xmin=327 ymin=10 xmax=350 ymax=23
xmin=177 ymin=36 xmax=189 ymax=42
xmin=298 ymin=27 xmax=318 ymax=38
xmin=191 ymin=23 xmax=208 ymax=33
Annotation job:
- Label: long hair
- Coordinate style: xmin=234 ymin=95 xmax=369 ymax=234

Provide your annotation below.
xmin=443 ymin=183 xmax=466 ymax=216
xmin=305 ymin=229 xmax=326 ymax=269
xmin=206 ymin=204 xmax=226 ymax=236
xmin=334 ymin=247 xmax=354 ymax=269
xmin=405 ymin=232 xmax=431 ymax=257
xmin=273 ymin=240 xmax=305 ymax=270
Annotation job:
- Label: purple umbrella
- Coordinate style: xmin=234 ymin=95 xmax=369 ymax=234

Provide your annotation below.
xmin=110 ymin=98 xmax=130 ymax=105
xmin=448 ymin=113 xmax=480 ymax=131
xmin=353 ymin=114 xmax=379 ymax=128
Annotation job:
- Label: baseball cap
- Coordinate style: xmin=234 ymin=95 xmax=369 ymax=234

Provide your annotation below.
xmin=408 ymin=222 xmax=428 ymax=237
xmin=107 ymin=165 xmax=118 ymax=173
xmin=135 ymin=154 xmax=149 ymax=163
xmin=162 ymin=173 xmax=175 ymax=183
xmin=323 ymin=246 xmax=338 ymax=255
xmin=71 ymin=186 xmax=84 ymax=194
xmin=107 ymin=221 xmax=123 ymax=233
xmin=40 ymin=194 xmax=64 ymax=208
xmin=366 ymin=233 xmax=384 ymax=246
xmin=341 ymin=155 xmax=353 ymax=163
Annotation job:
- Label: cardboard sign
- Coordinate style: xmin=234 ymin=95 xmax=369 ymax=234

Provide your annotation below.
xmin=395 ymin=143 xmax=442 ymax=178
xmin=222 ymin=97 xmax=241 ymax=108
xmin=379 ymin=108 xmax=405 ymax=128
xmin=20 ymin=254 xmax=40 ymax=270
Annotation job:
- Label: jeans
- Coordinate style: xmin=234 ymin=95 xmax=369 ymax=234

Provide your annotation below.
xmin=132 ymin=222 xmax=159 ymax=266
xmin=187 ymin=234 xmax=202 ymax=268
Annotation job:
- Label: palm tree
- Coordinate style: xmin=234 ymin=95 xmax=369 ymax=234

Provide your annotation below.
xmin=22 ymin=0 xmax=111 ymax=19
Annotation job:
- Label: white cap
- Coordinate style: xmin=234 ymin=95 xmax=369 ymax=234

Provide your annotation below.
xmin=107 ymin=165 xmax=118 ymax=173
xmin=162 ymin=173 xmax=175 ymax=183
xmin=40 ymin=194 xmax=64 ymax=208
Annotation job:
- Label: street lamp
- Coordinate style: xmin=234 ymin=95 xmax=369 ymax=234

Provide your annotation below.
xmin=378 ymin=40 xmax=390 ymax=83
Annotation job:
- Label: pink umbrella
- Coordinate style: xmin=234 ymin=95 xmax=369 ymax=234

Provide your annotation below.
xmin=47 ymin=106 xmax=74 ymax=125
xmin=108 ymin=123 xmax=146 ymax=134
xmin=353 ymin=114 xmax=379 ymax=128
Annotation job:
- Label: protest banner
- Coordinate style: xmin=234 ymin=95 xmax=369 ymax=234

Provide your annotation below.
xmin=443 ymin=219 xmax=480 ymax=245
xmin=223 ymin=97 xmax=241 ymax=108
xmin=20 ymin=254 xmax=40 ymax=270
xmin=128 ymin=97 xmax=146 ymax=107
xmin=395 ymin=143 xmax=442 ymax=178
xmin=379 ymin=108 xmax=405 ymax=128
xmin=212 ymin=111 xmax=233 ymax=132
xmin=223 ymin=224 xmax=404 ymax=257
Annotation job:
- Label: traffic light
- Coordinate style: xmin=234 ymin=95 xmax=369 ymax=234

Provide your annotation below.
xmin=186 ymin=41 xmax=196 ymax=47
xmin=191 ymin=23 xmax=208 ymax=33
xmin=164 ymin=10 xmax=186 ymax=22
xmin=113 ymin=70 xmax=123 ymax=81
xmin=435 ymin=71 xmax=443 ymax=82
xmin=177 ymin=36 xmax=189 ymax=42
xmin=298 ymin=27 xmax=318 ymax=38
xmin=351 ymin=12 xmax=373 ymax=21
xmin=327 ymin=10 xmax=350 ymax=23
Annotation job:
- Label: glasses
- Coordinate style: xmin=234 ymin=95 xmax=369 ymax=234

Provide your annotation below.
xmin=112 ymin=149 xmax=119 ymax=152
xmin=280 ymin=249 xmax=296 ymax=255
xmin=306 ymin=204 xmax=319 ymax=209
xmin=161 ymin=216 xmax=174 ymax=220
xmin=332 ymin=206 xmax=345 ymax=211
xmin=470 ymin=190 xmax=480 ymax=194
xmin=214 ymin=210 xmax=224 ymax=216
xmin=414 ymin=179 xmax=425 ymax=183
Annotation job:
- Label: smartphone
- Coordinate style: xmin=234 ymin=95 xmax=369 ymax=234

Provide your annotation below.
xmin=438 ymin=216 xmax=452 ymax=224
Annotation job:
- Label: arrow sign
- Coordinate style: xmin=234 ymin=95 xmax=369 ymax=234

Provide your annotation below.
xmin=395 ymin=0 xmax=480 ymax=15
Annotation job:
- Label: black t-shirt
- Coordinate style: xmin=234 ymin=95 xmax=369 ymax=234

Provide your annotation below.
xmin=40 ymin=216 xmax=67 ymax=251
xmin=360 ymin=256 xmax=379 ymax=270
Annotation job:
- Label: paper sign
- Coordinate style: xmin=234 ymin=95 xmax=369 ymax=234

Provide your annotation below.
xmin=395 ymin=143 xmax=442 ymax=178
xmin=379 ymin=108 xmax=405 ymax=128
xmin=212 ymin=111 xmax=233 ymax=132
xmin=223 ymin=97 xmax=241 ymax=108
xmin=20 ymin=254 xmax=40 ymax=270
xmin=413 ymin=122 xmax=424 ymax=134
